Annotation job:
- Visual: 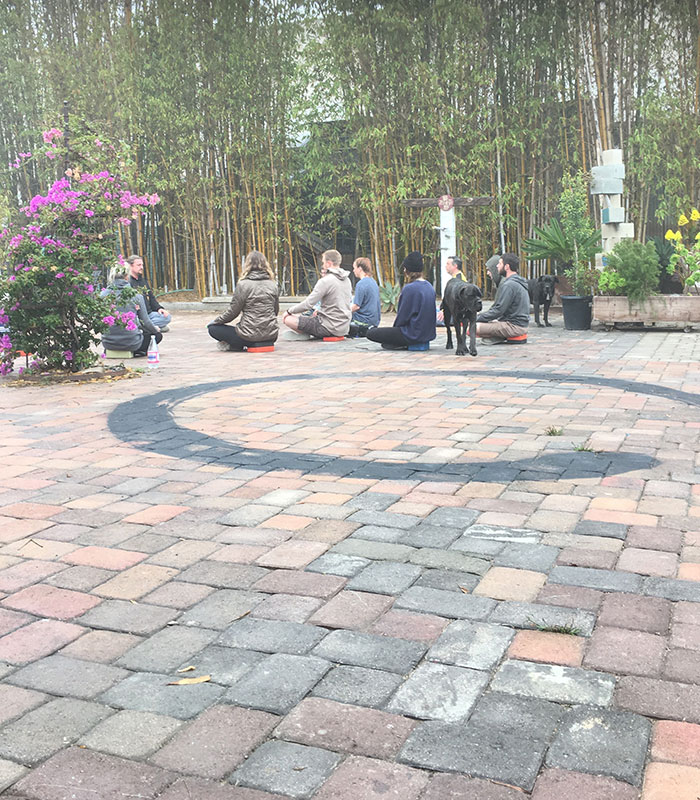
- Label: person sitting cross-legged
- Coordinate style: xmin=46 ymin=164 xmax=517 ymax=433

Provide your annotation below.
xmin=283 ymin=249 xmax=352 ymax=339
xmin=127 ymin=254 xmax=172 ymax=332
xmin=366 ymin=251 xmax=436 ymax=350
xmin=101 ymin=263 xmax=162 ymax=357
xmin=476 ymin=252 xmax=530 ymax=343
xmin=348 ymin=257 xmax=381 ymax=337
xmin=208 ymin=250 xmax=279 ymax=351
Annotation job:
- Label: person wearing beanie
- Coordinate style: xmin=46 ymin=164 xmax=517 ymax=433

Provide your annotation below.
xmin=366 ymin=251 xmax=436 ymax=349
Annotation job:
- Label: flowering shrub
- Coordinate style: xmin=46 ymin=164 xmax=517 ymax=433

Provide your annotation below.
xmin=665 ymin=209 xmax=700 ymax=293
xmin=1 ymin=124 xmax=159 ymax=374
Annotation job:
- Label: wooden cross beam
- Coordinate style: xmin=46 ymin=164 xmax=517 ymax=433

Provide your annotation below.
xmin=402 ymin=196 xmax=492 ymax=208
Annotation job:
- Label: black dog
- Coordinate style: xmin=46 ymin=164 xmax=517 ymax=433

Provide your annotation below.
xmin=528 ymin=274 xmax=558 ymax=327
xmin=442 ymin=278 xmax=482 ymax=356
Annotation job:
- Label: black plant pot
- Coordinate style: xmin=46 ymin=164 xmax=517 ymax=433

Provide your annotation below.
xmin=561 ymin=295 xmax=593 ymax=330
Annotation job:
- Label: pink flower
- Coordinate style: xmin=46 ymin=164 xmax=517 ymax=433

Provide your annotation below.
xmin=45 ymin=151 xmax=56 ymax=160
xmin=84 ymin=209 xmax=94 ymax=218
xmin=63 ymin=350 xmax=73 ymax=361
xmin=55 ymin=272 xmax=65 ymax=278
xmin=95 ymin=139 xmax=103 ymax=147
xmin=42 ymin=128 xmax=62 ymax=144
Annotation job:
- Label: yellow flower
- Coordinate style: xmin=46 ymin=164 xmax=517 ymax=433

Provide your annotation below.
xmin=691 ymin=209 xmax=700 ymax=221
xmin=675 ymin=230 xmax=683 ymax=241
xmin=678 ymin=213 xmax=689 ymax=226
xmin=665 ymin=229 xmax=676 ymax=240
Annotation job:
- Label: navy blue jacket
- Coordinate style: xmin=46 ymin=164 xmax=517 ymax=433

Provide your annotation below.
xmin=394 ymin=280 xmax=436 ymax=343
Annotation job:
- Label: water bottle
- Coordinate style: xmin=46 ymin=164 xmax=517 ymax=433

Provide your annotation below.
xmin=147 ymin=336 xmax=159 ymax=367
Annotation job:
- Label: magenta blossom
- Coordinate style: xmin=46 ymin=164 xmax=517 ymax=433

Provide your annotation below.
xmin=84 ymin=209 xmax=94 ymax=218
xmin=63 ymin=350 xmax=73 ymax=361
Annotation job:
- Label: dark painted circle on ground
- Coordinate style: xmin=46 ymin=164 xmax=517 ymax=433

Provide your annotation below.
xmin=108 ymin=368 xmax=698 ymax=481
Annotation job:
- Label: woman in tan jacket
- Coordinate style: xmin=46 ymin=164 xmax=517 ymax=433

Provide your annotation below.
xmin=208 ymin=251 xmax=279 ymax=350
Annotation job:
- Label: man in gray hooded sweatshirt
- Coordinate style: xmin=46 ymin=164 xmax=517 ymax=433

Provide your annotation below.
xmin=476 ymin=253 xmax=530 ymax=343
xmin=283 ymin=249 xmax=352 ymax=338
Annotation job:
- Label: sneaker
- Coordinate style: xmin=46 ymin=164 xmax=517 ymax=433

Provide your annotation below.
xmin=381 ymin=343 xmax=406 ymax=350
xmin=217 ymin=341 xmax=231 ymax=351
xmin=159 ymin=324 xmax=170 ymax=332
xmin=479 ymin=337 xmax=507 ymax=346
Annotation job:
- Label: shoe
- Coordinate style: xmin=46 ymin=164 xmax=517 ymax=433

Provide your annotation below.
xmin=133 ymin=351 xmax=146 ymax=358
xmin=217 ymin=341 xmax=231 ymax=351
xmin=159 ymin=324 xmax=170 ymax=332
xmin=478 ymin=338 xmax=506 ymax=346
xmin=381 ymin=343 xmax=406 ymax=350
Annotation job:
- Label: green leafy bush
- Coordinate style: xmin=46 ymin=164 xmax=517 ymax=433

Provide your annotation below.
xmin=600 ymin=240 xmax=660 ymax=304
xmin=523 ymin=170 xmax=601 ymax=296
xmin=379 ymin=282 xmax=401 ymax=312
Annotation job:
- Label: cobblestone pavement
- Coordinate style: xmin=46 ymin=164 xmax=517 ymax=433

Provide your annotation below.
xmin=0 ymin=310 xmax=699 ymax=799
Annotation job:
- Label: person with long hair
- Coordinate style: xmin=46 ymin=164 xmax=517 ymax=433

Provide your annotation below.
xmin=208 ymin=251 xmax=279 ymax=350
xmin=366 ymin=252 xmax=436 ymax=349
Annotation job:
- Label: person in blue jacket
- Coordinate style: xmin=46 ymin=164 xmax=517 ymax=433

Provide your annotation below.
xmin=367 ymin=251 xmax=436 ymax=349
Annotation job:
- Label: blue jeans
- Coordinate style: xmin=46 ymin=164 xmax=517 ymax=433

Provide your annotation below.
xmin=149 ymin=311 xmax=171 ymax=328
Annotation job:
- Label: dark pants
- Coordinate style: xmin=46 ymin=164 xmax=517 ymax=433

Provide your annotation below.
xmin=366 ymin=326 xmax=409 ymax=348
xmin=134 ymin=331 xmax=162 ymax=356
xmin=207 ymin=323 xmax=251 ymax=351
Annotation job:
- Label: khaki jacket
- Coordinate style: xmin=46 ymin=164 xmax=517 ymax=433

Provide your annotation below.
xmin=213 ymin=270 xmax=280 ymax=342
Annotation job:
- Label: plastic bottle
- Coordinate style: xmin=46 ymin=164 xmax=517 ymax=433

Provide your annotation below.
xmin=147 ymin=336 xmax=159 ymax=367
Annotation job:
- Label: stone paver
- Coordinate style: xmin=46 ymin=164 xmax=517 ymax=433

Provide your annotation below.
xmin=151 ymin=705 xmax=278 ymax=779
xmin=0 ymin=697 xmax=113 ymax=764
xmin=311 ymin=664 xmax=403 ymax=708
xmin=491 ymin=659 xmax=615 ymax=705
xmin=2 ymin=315 xmax=700 ymax=797
xmin=312 ymin=755 xmax=430 ymax=800
xmin=100 ymin=671 xmax=224 ymax=719
xmin=387 ymin=662 xmax=489 ymax=722
xmin=12 ymin=746 xmax=175 ymax=798
xmin=531 ymin=768 xmax=640 ymax=799
xmin=224 ymin=653 xmax=331 ymax=714
xmin=7 ymin=653 xmax=127 ymax=699
xmin=80 ymin=709 xmax=184 ymax=758
xmin=231 ymin=740 xmax=341 ymax=798
xmin=546 ymin=707 xmax=651 ymax=785
xmin=274 ymin=696 xmax=417 ymax=758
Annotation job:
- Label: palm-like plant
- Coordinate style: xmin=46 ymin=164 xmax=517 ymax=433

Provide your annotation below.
xmin=523 ymin=218 xmax=600 ymax=270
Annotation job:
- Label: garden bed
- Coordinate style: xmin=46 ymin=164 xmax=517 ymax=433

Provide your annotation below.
xmin=3 ymin=364 xmax=141 ymax=387
xmin=593 ymin=295 xmax=700 ymax=329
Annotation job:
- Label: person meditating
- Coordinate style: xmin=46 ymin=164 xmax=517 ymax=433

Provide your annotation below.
xmin=101 ymin=263 xmax=163 ymax=357
xmin=366 ymin=251 xmax=436 ymax=350
xmin=348 ymin=257 xmax=381 ymax=338
xmin=282 ymin=249 xmax=352 ymax=339
xmin=208 ymin=251 xmax=279 ymax=351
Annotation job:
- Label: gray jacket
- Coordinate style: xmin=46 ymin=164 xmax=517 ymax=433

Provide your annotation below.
xmin=477 ymin=273 xmax=530 ymax=328
xmin=101 ymin=279 xmax=159 ymax=351
xmin=212 ymin=269 xmax=280 ymax=342
xmin=289 ymin=267 xmax=352 ymax=335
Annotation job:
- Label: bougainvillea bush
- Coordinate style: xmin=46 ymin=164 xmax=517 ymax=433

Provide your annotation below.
xmin=0 ymin=125 xmax=159 ymax=374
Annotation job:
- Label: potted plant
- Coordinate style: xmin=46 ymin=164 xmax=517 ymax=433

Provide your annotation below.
xmin=523 ymin=170 xmax=600 ymax=330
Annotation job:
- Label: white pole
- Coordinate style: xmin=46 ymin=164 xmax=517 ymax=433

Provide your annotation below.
xmin=439 ymin=207 xmax=456 ymax=295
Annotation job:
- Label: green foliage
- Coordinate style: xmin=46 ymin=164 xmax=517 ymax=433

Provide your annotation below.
xmin=600 ymin=240 xmax=660 ymax=303
xmin=1 ymin=125 xmax=158 ymax=374
xmin=650 ymin=235 xmax=674 ymax=270
xmin=379 ymin=282 xmax=401 ymax=313
xmin=666 ymin=211 xmax=700 ymax=293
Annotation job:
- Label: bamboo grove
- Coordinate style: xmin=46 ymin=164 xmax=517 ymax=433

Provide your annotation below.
xmin=1 ymin=0 xmax=699 ymax=295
